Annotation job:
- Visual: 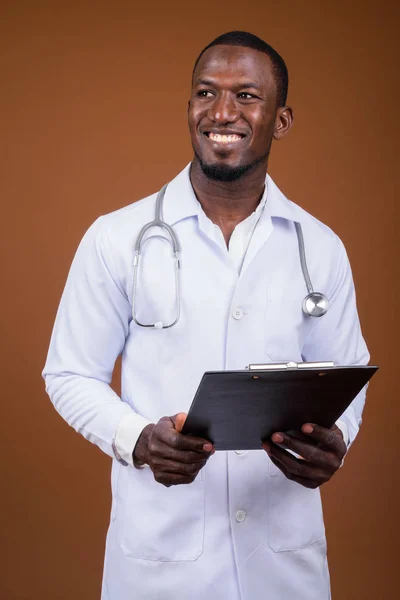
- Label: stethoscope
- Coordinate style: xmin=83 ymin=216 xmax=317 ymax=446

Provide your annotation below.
xmin=132 ymin=184 xmax=329 ymax=329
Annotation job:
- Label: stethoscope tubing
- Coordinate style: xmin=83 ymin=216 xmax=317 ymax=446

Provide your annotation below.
xmin=132 ymin=184 xmax=181 ymax=329
xmin=131 ymin=183 xmax=329 ymax=328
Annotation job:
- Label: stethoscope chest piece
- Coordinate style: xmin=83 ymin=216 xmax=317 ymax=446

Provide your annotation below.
xmin=302 ymin=292 xmax=329 ymax=318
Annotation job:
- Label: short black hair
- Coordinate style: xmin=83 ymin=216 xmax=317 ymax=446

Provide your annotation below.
xmin=192 ymin=31 xmax=288 ymax=107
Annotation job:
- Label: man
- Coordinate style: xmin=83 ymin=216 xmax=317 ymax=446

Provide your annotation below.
xmin=43 ymin=31 xmax=369 ymax=599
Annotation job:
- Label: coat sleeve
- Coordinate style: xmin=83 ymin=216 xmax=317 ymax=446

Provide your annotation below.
xmin=42 ymin=217 xmax=151 ymax=461
xmin=302 ymin=236 xmax=370 ymax=448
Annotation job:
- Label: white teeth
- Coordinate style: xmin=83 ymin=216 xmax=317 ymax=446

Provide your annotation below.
xmin=208 ymin=133 xmax=242 ymax=143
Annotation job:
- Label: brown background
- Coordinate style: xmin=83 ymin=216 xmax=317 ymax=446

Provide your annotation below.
xmin=1 ymin=1 xmax=398 ymax=599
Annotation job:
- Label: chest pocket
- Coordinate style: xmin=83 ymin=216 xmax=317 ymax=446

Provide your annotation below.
xmin=115 ymin=465 xmax=205 ymax=562
xmin=264 ymin=284 xmax=307 ymax=362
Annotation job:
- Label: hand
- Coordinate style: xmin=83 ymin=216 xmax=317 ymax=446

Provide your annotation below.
xmin=262 ymin=423 xmax=347 ymax=489
xmin=133 ymin=412 xmax=214 ymax=487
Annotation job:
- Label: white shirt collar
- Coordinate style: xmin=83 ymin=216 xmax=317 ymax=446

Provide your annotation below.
xmin=162 ymin=163 xmax=305 ymax=226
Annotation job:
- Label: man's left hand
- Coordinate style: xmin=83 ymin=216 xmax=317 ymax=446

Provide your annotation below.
xmin=262 ymin=424 xmax=347 ymax=489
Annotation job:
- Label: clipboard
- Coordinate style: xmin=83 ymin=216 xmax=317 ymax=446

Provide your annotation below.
xmin=181 ymin=362 xmax=378 ymax=450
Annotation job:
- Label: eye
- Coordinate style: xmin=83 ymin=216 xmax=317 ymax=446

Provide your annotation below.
xmin=197 ymin=90 xmax=214 ymax=98
xmin=238 ymin=92 xmax=256 ymax=100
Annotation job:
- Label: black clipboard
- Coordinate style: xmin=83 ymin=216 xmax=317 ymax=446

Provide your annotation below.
xmin=181 ymin=363 xmax=378 ymax=450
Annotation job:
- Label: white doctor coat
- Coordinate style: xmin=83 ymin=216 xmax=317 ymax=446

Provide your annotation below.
xmin=43 ymin=165 xmax=369 ymax=600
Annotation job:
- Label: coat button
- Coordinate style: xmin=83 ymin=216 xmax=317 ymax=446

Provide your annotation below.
xmin=235 ymin=510 xmax=246 ymax=522
xmin=232 ymin=307 xmax=244 ymax=320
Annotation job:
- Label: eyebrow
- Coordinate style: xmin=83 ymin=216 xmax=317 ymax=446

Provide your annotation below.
xmin=194 ymin=78 xmax=262 ymax=91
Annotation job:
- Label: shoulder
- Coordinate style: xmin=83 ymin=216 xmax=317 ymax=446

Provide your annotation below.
xmin=267 ymin=177 xmax=351 ymax=296
xmin=291 ymin=200 xmax=346 ymax=254
xmin=268 ymin=175 xmax=347 ymax=259
xmin=291 ymin=199 xmax=349 ymax=279
xmin=80 ymin=190 xmax=159 ymax=253
xmin=101 ymin=190 xmax=158 ymax=231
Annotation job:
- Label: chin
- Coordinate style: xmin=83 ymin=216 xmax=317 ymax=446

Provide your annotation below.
xmin=200 ymin=162 xmax=249 ymax=182
xmin=196 ymin=153 xmax=264 ymax=183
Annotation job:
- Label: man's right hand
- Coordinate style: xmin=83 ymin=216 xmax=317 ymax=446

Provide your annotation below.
xmin=133 ymin=413 xmax=214 ymax=487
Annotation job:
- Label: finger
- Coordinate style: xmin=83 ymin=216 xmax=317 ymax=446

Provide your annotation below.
xmin=269 ymin=432 xmax=337 ymax=468
xmin=152 ymin=460 xmax=205 ymax=487
xmin=264 ymin=441 xmax=329 ymax=481
xmin=300 ymin=423 xmax=346 ymax=457
xmin=172 ymin=412 xmax=187 ymax=433
xmin=152 ymin=457 xmax=206 ymax=478
xmin=154 ymin=471 xmax=201 ymax=487
xmin=268 ymin=455 xmax=322 ymax=489
xmin=172 ymin=413 xmax=214 ymax=452
xmin=149 ymin=439 xmax=213 ymax=464
xmin=157 ymin=417 xmax=214 ymax=453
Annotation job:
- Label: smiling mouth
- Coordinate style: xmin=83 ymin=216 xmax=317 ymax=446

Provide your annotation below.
xmin=205 ymin=132 xmax=244 ymax=144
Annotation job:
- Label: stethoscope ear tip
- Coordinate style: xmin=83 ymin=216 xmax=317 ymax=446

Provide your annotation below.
xmin=302 ymin=292 xmax=329 ymax=318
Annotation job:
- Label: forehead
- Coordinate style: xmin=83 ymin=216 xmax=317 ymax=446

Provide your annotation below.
xmin=193 ymin=44 xmax=276 ymax=90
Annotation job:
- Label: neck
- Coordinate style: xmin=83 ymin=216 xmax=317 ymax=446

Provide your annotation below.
xmin=189 ymin=158 xmax=268 ymax=244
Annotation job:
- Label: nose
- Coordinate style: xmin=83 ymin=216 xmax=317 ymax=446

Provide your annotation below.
xmin=208 ymin=92 xmax=240 ymax=125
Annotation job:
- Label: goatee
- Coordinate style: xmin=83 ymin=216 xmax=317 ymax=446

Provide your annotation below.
xmin=194 ymin=152 xmax=269 ymax=183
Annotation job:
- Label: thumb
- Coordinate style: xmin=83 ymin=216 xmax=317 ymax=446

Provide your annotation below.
xmin=173 ymin=412 xmax=188 ymax=433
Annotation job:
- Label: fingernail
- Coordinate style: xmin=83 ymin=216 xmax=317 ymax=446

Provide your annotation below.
xmin=272 ymin=433 xmax=284 ymax=443
xmin=302 ymin=424 xmax=313 ymax=434
xmin=203 ymin=443 xmax=213 ymax=452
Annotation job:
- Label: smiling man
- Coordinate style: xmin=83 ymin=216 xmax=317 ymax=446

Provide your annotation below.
xmin=43 ymin=31 xmax=369 ymax=599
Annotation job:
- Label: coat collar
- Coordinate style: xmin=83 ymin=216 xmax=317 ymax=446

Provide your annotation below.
xmin=162 ymin=163 xmax=306 ymax=226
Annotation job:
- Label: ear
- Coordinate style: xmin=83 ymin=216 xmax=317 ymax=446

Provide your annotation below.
xmin=273 ymin=106 xmax=294 ymax=141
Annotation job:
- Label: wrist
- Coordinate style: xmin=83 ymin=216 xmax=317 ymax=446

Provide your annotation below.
xmin=133 ymin=423 xmax=155 ymax=466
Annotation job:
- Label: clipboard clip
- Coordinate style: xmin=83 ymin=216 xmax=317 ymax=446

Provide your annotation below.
xmin=246 ymin=361 xmax=334 ymax=371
